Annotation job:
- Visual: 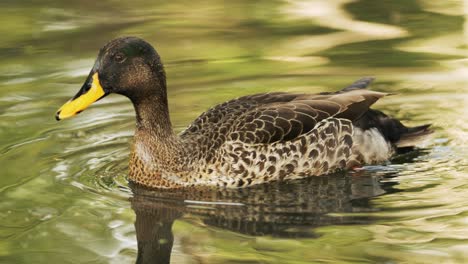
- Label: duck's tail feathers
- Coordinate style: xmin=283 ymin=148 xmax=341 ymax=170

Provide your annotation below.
xmin=353 ymin=109 xmax=432 ymax=149
xmin=396 ymin=124 xmax=433 ymax=148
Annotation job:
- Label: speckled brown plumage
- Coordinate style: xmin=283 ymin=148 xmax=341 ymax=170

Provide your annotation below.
xmin=128 ymin=77 xmax=428 ymax=188
xmin=129 ymin=87 xmax=377 ymax=188
xmin=57 ymin=37 xmax=432 ymax=189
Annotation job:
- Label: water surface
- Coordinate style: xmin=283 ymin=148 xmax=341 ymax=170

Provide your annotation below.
xmin=1 ymin=0 xmax=468 ymax=263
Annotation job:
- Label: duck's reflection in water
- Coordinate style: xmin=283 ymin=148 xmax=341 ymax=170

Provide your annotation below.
xmin=130 ymin=172 xmax=396 ymax=264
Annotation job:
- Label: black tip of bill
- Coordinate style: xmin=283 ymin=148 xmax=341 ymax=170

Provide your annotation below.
xmin=55 ymin=111 xmax=61 ymax=121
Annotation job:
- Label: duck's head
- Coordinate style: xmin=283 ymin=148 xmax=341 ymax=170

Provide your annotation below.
xmin=55 ymin=37 xmax=167 ymax=121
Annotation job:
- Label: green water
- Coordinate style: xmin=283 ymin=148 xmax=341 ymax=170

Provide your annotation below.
xmin=1 ymin=0 xmax=468 ymax=263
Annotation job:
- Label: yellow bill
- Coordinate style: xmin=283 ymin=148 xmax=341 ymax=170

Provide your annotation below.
xmin=56 ymin=73 xmax=105 ymax=120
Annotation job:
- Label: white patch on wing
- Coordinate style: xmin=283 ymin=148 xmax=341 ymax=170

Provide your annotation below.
xmin=352 ymin=127 xmax=393 ymax=164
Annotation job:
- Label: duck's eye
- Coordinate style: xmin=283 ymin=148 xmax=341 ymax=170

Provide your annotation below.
xmin=114 ymin=53 xmax=126 ymax=63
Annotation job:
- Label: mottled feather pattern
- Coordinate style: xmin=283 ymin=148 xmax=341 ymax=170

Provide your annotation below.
xmin=130 ymin=91 xmax=362 ymax=188
xmin=129 ymin=78 xmax=430 ymax=189
xmin=56 ymin=37 xmax=430 ymax=190
xmin=203 ymin=118 xmax=354 ymax=187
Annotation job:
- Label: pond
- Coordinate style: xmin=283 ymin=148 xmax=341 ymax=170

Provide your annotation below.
xmin=1 ymin=0 xmax=468 ymax=263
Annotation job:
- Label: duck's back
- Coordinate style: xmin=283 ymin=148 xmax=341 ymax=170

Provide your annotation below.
xmin=174 ymin=78 xmax=431 ymax=187
xmin=181 ymin=78 xmax=384 ymax=146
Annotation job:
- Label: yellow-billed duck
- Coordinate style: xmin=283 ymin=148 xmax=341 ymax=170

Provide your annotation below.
xmin=56 ymin=37 xmax=432 ymax=189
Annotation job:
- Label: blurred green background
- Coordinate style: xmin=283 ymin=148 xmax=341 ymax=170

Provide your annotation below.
xmin=1 ymin=0 xmax=468 ymax=263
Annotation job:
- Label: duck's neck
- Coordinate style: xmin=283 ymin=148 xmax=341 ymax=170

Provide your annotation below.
xmin=131 ymin=91 xmax=184 ymax=162
xmin=129 ymin=92 xmax=189 ymax=188
xmin=133 ymin=94 xmax=174 ymax=139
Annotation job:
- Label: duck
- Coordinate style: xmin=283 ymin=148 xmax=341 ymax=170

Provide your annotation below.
xmin=55 ymin=36 xmax=432 ymax=189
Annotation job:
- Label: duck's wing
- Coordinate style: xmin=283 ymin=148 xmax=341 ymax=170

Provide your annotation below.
xmin=180 ymin=77 xmax=377 ymax=139
xmin=339 ymin=77 xmax=375 ymax=92
xmin=318 ymin=77 xmax=375 ymax=95
xmin=180 ymin=92 xmax=300 ymax=137
xmin=181 ymin=89 xmax=387 ymax=147
xmin=227 ymin=89 xmax=387 ymax=144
